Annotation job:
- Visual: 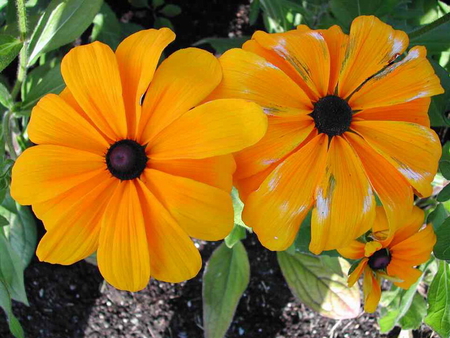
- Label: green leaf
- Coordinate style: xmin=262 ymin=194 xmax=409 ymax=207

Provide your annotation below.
xmin=438 ymin=184 xmax=450 ymax=202
xmin=399 ymin=293 xmax=427 ymax=330
xmin=427 ymin=203 xmax=449 ymax=230
xmin=27 ymin=0 xmax=104 ymax=66
xmin=0 ymin=215 xmax=8 ymax=227
xmin=120 ymin=22 xmax=144 ymax=39
xmin=434 ymin=217 xmax=450 ymax=260
xmin=277 ymin=251 xmax=360 ymax=319
xmin=440 ymin=160 xmax=450 ymax=180
xmin=425 ymin=260 xmax=450 ymax=338
xmin=409 ymin=12 xmax=450 ymax=53
xmin=249 ymin=0 xmax=260 ymax=26
xmin=159 ymin=4 xmax=181 ymax=17
xmin=428 ymin=60 xmax=450 ymax=127
xmin=151 ymin=0 xmax=164 ymax=8
xmin=203 ymin=241 xmax=250 ymax=338
xmin=0 ymin=281 xmax=24 ymax=338
xmin=0 ymin=35 xmax=23 ymax=73
xmin=259 ymin=0 xmax=291 ymax=32
xmin=224 ymin=224 xmax=247 ymax=248
xmin=91 ymin=3 xmax=121 ymax=50
xmin=154 ymin=16 xmax=174 ymax=31
xmin=128 ymin=0 xmax=148 ymax=8
xmin=193 ymin=37 xmax=249 ymax=55
xmin=230 ymin=187 xmax=250 ymax=230
xmin=0 ymin=81 xmax=12 ymax=109
xmin=0 ymin=158 xmax=14 ymax=177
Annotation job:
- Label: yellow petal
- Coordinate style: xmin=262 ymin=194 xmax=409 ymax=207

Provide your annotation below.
xmin=243 ymin=134 xmax=328 ymax=251
xmin=388 ymin=206 xmax=425 ymax=247
xmin=364 ymin=241 xmax=383 ymax=257
xmin=363 ymin=266 xmax=382 ymax=313
xmin=348 ymin=258 xmax=368 ymax=287
xmin=338 ymin=15 xmax=408 ymax=98
xmin=372 ymin=206 xmax=390 ymax=241
xmin=115 ymin=28 xmax=175 ymax=138
xmin=97 ymin=181 xmax=150 ymax=292
xmin=141 ymin=169 xmax=233 ymax=241
xmin=337 ymin=240 xmax=365 ymax=260
xmin=11 ymin=145 xmax=105 ymax=205
xmin=386 ymin=261 xmax=423 ymax=289
xmin=149 ymin=99 xmax=267 ymax=160
xmin=61 ymin=41 xmax=127 ymax=140
xmin=349 ymin=46 xmax=444 ymax=110
xmin=310 ymin=136 xmax=376 ymax=254
xmin=351 ymin=120 xmax=441 ymax=197
xmin=136 ymin=180 xmax=202 ymax=283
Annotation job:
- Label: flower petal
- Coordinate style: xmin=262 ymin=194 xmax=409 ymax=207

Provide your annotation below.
xmin=28 ymin=94 xmax=109 ymax=154
xmin=349 ymin=46 xmax=444 ymax=110
xmin=115 ymin=28 xmax=175 ymax=138
xmin=338 ymin=241 xmax=365 ymax=260
xmin=386 ymin=261 xmax=423 ymax=289
xmin=97 ymin=181 xmax=150 ymax=292
xmin=139 ymin=48 xmax=222 ymax=144
xmin=141 ymin=169 xmax=233 ymax=240
xmin=388 ymin=206 xmax=425 ymax=247
xmin=208 ymin=48 xmax=312 ymax=110
xmin=348 ymin=258 xmax=368 ymax=287
xmin=310 ymin=136 xmax=376 ymax=254
xmin=338 ymin=15 xmax=408 ymax=98
xmin=351 ymin=120 xmax=441 ymax=197
xmin=363 ymin=266 xmax=381 ymax=313
xmin=11 ymin=145 xmax=105 ymax=205
xmin=149 ymin=99 xmax=267 ymax=160
xmin=372 ymin=206 xmax=390 ymax=241
xmin=61 ymin=41 xmax=127 ymax=140
xmin=136 ymin=180 xmax=202 ymax=283
xmin=242 ymin=134 xmax=328 ymax=251
xmin=353 ymin=98 xmax=431 ymax=127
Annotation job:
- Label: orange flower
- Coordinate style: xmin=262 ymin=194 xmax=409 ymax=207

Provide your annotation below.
xmin=11 ymin=29 xmax=267 ymax=291
xmin=338 ymin=206 xmax=436 ymax=313
xmin=207 ymin=15 xmax=443 ymax=253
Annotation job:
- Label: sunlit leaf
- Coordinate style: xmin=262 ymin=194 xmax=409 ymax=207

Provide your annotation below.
xmin=0 ymin=35 xmax=22 ymax=73
xmin=224 ymin=224 xmax=247 ymax=248
xmin=0 ymin=81 xmax=12 ymax=109
xmin=91 ymin=3 xmax=121 ymax=50
xmin=427 ymin=203 xmax=449 ymax=230
xmin=428 ymin=60 xmax=450 ymax=127
xmin=399 ymin=293 xmax=427 ymax=330
xmin=434 ymin=217 xmax=450 ymax=260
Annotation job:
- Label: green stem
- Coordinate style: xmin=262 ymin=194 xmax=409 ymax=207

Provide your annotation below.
xmin=409 ymin=12 xmax=450 ymax=40
xmin=11 ymin=0 xmax=28 ymax=100
xmin=2 ymin=111 xmax=17 ymax=160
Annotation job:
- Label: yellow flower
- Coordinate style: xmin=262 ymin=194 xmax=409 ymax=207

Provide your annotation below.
xmin=207 ymin=15 xmax=443 ymax=253
xmin=11 ymin=29 xmax=267 ymax=292
xmin=338 ymin=206 xmax=436 ymax=313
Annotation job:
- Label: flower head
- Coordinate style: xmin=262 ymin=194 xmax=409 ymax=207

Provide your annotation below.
xmin=208 ymin=15 xmax=443 ymax=253
xmin=11 ymin=29 xmax=267 ymax=291
xmin=338 ymin=206 xmax=436 ymax=312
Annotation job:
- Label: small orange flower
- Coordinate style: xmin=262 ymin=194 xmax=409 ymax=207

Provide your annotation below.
xmin=11 ymin=29 xmax=267 ymax=291
xmin=208 ymin=15 xmax=443 ymax=253
xmin=338 ymin=206 xmax=436 ymax=313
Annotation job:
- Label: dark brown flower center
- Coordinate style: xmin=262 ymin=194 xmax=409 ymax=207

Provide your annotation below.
xmin=106 ymin=139 xmax=147 ymax=180
xmin=368 ymin=248 xmax=391 ymax=270
xmin=310 ymin=95 xmax=352 ymax=136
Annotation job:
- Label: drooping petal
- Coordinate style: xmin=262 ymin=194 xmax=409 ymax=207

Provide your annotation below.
xmin=11 ymin=145 xmax=105 ymax=205
xmin=363 ymin=267 xmax=382 ymax=313
xmin=337 ymin=240 xmax=365 ymax=260
xmin=349 ymin=46 xmax=444 ymax=110
xmin=353 ymin=98 xmax=431 ymax=127
xmin=148 ymin=155 xmax=236 ymax=192
xmin=348 ymin=258 xmax=368 ymax=287
xmin=136 ymin=180 xmax=202 ymax=283
xmin=115 ymin=28 xmax=175 ymax=138
xmin=149 ymin=99 xmax=267 ymax=160
xmin=207 ymin=48 xmax=312 ymax=110
xmin=97 ymin=181 xmax=150 ymax=292
xmin=386 ymin=261 xmax=423 ymax=289
xmin=61 ymin=41 xmax=127 ymax=140
xmin=139 ymin=48 xmax=222 ymax=144
xmin=28 ymin=94 xmax=109 ymax=154
xmin=351 ymin=120 xmax=441 ymax=197
xmin=338 ymin=15 xmax=408 ymax=98
xmin=141 ymin=169 xmax=233 ymax=240
xmin=344 ymin=132 xmax=413 ymax=234
xmin=310 ymin=136 xmax=376 ymax=254
xmin=388 ymin=206 xmax=425 ymax=247
xmin=242 ymin=134 xmax=328 ymax=251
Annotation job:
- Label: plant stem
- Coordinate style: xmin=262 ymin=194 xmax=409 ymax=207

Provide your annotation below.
xmin=409 ymin=12 xmax=450 ymax=40
xmin=11 ymin=0 xmax=28 ymax=100
xmin=2 ymin=111 xmax=17 ymax=160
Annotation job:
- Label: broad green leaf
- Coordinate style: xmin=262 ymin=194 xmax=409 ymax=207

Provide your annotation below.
xmin=154 ymin=17 xmax=174 ymax=30
xmin=425 ymin=260 xmax=450 ymax=338
xmin=160 ymin=4 xmax=181 ymax=17
xmin=249 ymin=0 xmax=260 ymax=25
xmin=438 ymin=184 xmax=450 ymax=202
xmin=0 ymin=215 xmax=8 ymax=227
xmin=224 ymin=224 xmax=247 ymax=248
xmin=91 ymin=3 xmax=121 ymax=50
xmin=0 ymin=158 xmax=14 ymax=177
xmin=121 ymin=22 xmax=145 ymax=39
xmin=152 ymin=0 xmax=164 ymax=8
xmin=428 ymin=203 xmax=449 ymax=230
xmin=428 ymin=60 xmax=450 ymax=127
xmin=399 ymin=293 xmax=427 ymax=330
xmin=277 ymin=251 xmax=360 ymax=319
xmin=0 ymin=281 xmax=24 ymax=338
xmin=434 ymin=217 xmax=450 ymax=260
xmin=193 ymin=37 xmax=249 ymax=55
xmin=0 ymin=81 xmax=12 ymax=109
xmin=440 ymin=160 xmax=450 ymax=180
xmin=409 ymin=12 xmax=450 ymax=53
xmin=27 ymin=0 xmax=104 ymax=66
xmin=260 ymin=0 xmax=290 ymax=32
xmin=203 ymin=242 xmax=250 ymax=338
xmin=0 ymin=35 xmax=23 ymax=73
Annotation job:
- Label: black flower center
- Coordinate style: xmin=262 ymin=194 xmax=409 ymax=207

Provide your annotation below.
xmin=106 ymin=139 xmax=148 ymax=180
xmin=368 ymin=248 xmax=391 ymax=270
xmin=310 ymin=95 xmax=352 ymax=136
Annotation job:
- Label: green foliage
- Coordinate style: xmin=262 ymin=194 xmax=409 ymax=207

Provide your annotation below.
xmin=0 ymin=34 xmax=22 ymax=72
xmin=224 ymin=224 xmax=247 ymax=248
xmin=91 ymin=3 xmax=121 ymax=50
xmin=428 ymin=60 xmax=450 ymax=127
xmin=203 ymin=241 xmax=250 ymax=338
xmin=0 ymin=81 xmax=13 ymax=109
xmin=428 ymin=203 xmax=449 ymax=230
xmin=0 ymin=282 xmax=24 ymax=338
xmin=434 ymin=217 xmax=450 ymax=260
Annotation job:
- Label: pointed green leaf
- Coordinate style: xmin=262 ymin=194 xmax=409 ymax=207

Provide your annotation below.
xmin=91 ymin=3 xmax=121 ymax=50
xmin=160 ymin=4 xmax=181 ymax=17
xmin=399 ymin=293 xmax=427 ymax=330
xmin=0 ymin=281 xmax=24 ymax=338
xmin=0 ymin=82 xmax=12 ymax=109
xmin=434 ymin=217 xmax=450 ymax=260
xmin=428 ymin=60 xmax=450 ymax=127
xmin=224 ymin=224 xmax=247 ymax=248
xmin=0 ymin=35 xmax=22 ymax=73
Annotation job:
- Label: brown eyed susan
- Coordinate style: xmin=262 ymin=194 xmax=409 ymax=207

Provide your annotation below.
xmin=10 ymin=28 xmax=267 ymax=292
xmin=338 ymin=206 xmax=436 ymax=313
xmin=207 ymin=15 xmax=444 ymax=254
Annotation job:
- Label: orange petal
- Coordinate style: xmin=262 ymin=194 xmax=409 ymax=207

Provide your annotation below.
xmin=11 ymin=145 xmax=105 ymax=205
xmin=349 ymin=46 xmax=444 ymax=110
xmin=136 ymin=180 xmax=202 ymax=283
xmin=61 ymin=42 xmax=127 ymax=140
xmin=242 ymin=134 xmax=328 ymax=251
xmin=372 ymin=206 xmax=390 ymax=241
xmin=386 ymin=261 xmax=423 ymax=289
xmin=149 ymin=155 xmax=235 ymax=192
xmin=149 ymin=99 xmax=267 ymax=160
xmin=28 ymin=94 xmax=109 ymax=154
xmin=234 ymin=115 xmax=315 ymax=180
xmin=36 ymin=175 xmax=118 ymax=265
xmin=363 ymin=266 xmax=381 ymax=313
xmin=207 ymin=48 xmax=312 ymax=110
xmin=364 ymin=241 xmax=383 ymax=257
xmin=115 ymin=28 xmax=175 ymax=138
xmin=338 ymin=15 xmax=408 ymax=99
xmin=139 ymin=48 xmax=222 ymax=144
xmin=310 ymin=136 xmax=376 ymax=254
xmin=344 ymin=132 xmax=413 ymax=235
xmin=97 ymin=181 xmax=151 ymax=292
xmin=337 ymin=240 xmax=365 ymax=260
xmin=351 ymin=120 xmax=441 ymax=197
xmin=348 ymin=258 xmax=368 ymax=287
xmin=388 ymin=206 xmax=425 ymax=247
xmin=141 ymin=169 xmax=233 ymax=241
xmin=354 ymin=98 xmax=431 ymax=127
